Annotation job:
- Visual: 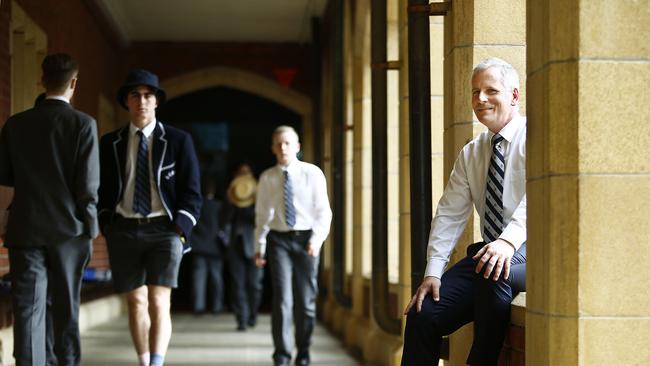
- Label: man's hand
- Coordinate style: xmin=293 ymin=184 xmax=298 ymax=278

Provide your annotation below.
xmin=403 ymin=276 xmax=441 ymax=314
xmin=306 ymin=242 xmax=318 ymax=257
xmin=217 ymin=230 xmax=230 ymax=246
xmin=255 ymin=252 xmax=267 ymax=268
xmin=173 ymin=224 xmax=183 ymax=236
xmin=172 ymin=224 xmax=186 ymax=245
xmin=472 ymin=239 xmax=516 ymax=281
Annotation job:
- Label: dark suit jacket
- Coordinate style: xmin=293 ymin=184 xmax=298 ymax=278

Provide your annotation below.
xmin=222 ymin=203 xmax=256 ymax=259
xmin=190 ymin=198 xmax=224 ymax=257
xmin=97 ymin=121 xmax=202 ymax=252
xmin=0 ymin=99 xmax=100 ymax=247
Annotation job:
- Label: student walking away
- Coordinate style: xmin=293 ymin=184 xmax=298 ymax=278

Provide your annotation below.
xmin=0 ymin=53 xmax=99 ymax=366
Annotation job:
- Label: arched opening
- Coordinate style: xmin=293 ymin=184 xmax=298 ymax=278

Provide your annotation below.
xmin=160 ymin=67 xmax=313 ymax=161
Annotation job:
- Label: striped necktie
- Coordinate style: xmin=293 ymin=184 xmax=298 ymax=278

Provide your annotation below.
xmin=283 ymin=170 xmax=296 ymax=227
xmin=484 ymin=134 xmax=505 ymax=242
xmin=133 ymin=130 xmax=151 ymax=216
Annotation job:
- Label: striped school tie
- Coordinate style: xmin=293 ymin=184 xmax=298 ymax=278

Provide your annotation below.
xmin=133 ymin=130 xmax=151 ymax=216
xmin=484 ymin=134 xmax=505 ymax=242
xmin=283 ymin=170 xmax=296 ymax=227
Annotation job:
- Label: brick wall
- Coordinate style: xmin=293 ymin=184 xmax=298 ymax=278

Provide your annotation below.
xmin=499 ymin=296 xmax=526 ymax=366
xmin=126 ymin=42 xmax=313 ymax=96
xmin=14 ymin=0 xmax=123 ymax=118
xmin=0 ymin=0 xmax=11 ymax=125
xmin=0 ymin=1 xmax=12 ymax=277
xmin=499 ymin=324 xmax=525 ymax=366
xmin=88 ymin=237 xmax=109 ymax=270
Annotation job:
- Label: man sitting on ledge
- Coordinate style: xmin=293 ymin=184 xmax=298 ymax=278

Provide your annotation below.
xmin=401 ymin=57 xmax=527 ymax=366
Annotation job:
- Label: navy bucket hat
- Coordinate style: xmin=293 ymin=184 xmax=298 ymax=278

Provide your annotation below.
xmin=116 ymin=68 xmax=167 ymax=110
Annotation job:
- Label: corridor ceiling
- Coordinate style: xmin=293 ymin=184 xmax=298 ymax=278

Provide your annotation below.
xmin=90 ymin=0 xmax=328 ymax=45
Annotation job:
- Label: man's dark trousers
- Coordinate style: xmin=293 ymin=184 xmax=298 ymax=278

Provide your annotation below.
xmin=9 ymin=235 xmax=92 ymax=366
xmin=191 ymin=254 xmax=224 ymax=313
xmin=402 ymin=242 xmax=526 ymax=366
xmin=227 ymin=236 xmax=262 ymax=326
xmin=267 ymin=230 xmax=318 ymax=364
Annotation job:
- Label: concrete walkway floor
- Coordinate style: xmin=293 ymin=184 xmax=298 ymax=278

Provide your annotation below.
xmin=81 ymin=313 xmax=363 ymax=365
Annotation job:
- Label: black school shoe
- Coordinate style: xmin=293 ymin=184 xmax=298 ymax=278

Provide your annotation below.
xmin=247 ymin=317 xmax=257 ymax=327
xmin=295 ymin=351 xmax=310 ymax=366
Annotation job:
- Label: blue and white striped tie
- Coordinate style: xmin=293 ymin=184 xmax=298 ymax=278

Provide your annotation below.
xmin=133 ymin=130 xmax=151 ymax=216
xmin=283 ymin=170 xmax=296 ymax=227
xmin=484 ymin=134 xmax=505 ymax=242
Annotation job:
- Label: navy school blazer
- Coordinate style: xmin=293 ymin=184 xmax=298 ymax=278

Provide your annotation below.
xmin=97 ymin=121 xmax=202 ymax=252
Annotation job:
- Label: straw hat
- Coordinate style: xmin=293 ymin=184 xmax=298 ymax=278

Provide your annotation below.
xmin=227 ymin=174 xmax=257 ymax=208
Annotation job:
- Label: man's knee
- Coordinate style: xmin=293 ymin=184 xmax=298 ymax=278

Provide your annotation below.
xmin=404 ymin=299 xmax=443 ymax=337
xmin=127 ymin=287 xmax=149 ymax=313
xmin=147 ymin=285 xmax=172 ymax=316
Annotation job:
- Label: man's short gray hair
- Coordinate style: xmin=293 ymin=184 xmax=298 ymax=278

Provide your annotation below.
xmin=472 ymin=57 xmax=520 ymax=92
xmin=272 ymin=125 xmax=300 ymax=142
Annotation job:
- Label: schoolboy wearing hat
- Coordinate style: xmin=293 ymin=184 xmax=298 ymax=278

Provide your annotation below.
xmin=222 ymin=164 xmax=263 ymax=331
xmin=227 ymin=173 xmax=257 ymax=208
xmin=97 ymin=68 xmax=202 ymax=366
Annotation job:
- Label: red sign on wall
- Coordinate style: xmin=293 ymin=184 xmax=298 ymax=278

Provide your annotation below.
xmin=272 ymin=68 xmax=297 ymax=89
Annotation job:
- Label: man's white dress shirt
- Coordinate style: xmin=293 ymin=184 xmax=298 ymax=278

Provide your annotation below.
xmin=45 ymin=96 xmax=70 ymax=103
xmin=255 ymin=160 xmax=332 ymax=256
xmin=116 ymin=121 xmax=166 ymax=218
xmin=425 ymin=115 xmax=527 ymax=279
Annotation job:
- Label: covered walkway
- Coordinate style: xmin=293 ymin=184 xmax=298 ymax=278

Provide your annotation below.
xmin=81 ymin=313 xmax=363 ymax=366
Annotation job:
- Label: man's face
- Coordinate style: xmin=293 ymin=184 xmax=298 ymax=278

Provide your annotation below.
xmin=271 ymin=131 xmax=300 ymax=166
xmin=471 ymin=67 xmax=519 ymax=133
xmin=126 ymin=85 xmax=158 ymax=127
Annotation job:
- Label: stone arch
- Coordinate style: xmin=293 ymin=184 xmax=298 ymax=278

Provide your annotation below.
xmin=161 ymin=66 xmax=314 ymax=161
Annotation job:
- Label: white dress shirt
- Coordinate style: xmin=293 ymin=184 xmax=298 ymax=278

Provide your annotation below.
xmin=116 ymin=121 xmax=166 ymax=218
xmin=425 ymin=115 xmax=527 ymax=279
xmin=45 ymin=96 xmax=70 ymax=103
xmin=255 ymin=160 xmax=332 ymax=256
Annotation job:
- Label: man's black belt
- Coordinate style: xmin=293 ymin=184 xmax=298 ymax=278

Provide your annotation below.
xmin=115 ymin=214 xmax=169 ymax=225
xmin=271 ymin=229 xmax=311 ymax=237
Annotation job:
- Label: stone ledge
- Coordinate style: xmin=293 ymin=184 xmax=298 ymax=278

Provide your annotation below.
xmin=511 ymin=292 xmax=526 ymax=326
xmin=0 ymin=293 xmax=126 ymax=366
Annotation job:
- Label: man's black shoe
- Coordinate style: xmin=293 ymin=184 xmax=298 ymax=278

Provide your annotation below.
xmin=295 ymin=351 xmax=310 ymax=366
